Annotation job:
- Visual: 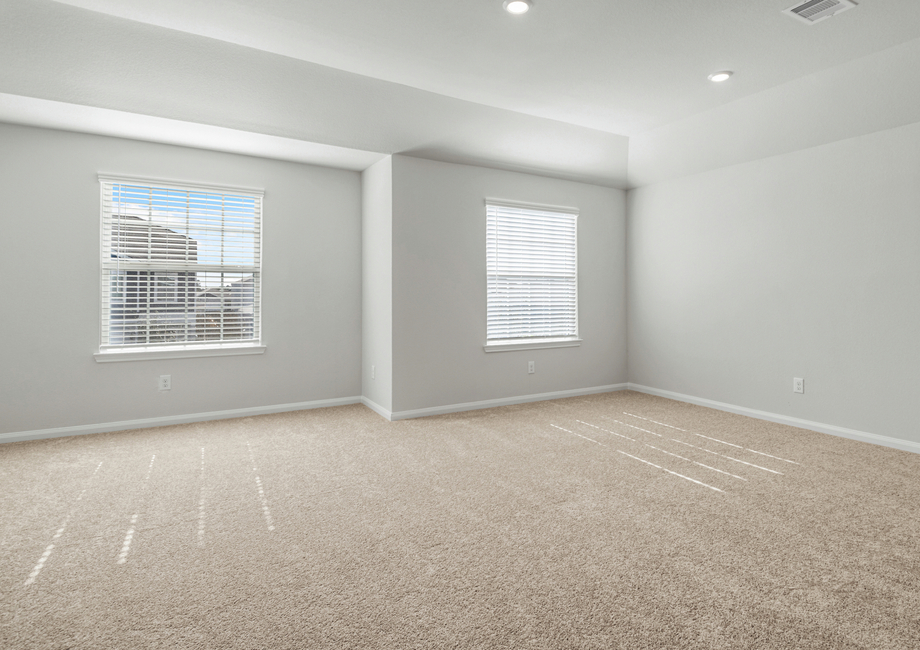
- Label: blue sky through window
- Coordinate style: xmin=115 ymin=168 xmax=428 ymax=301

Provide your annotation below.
xmin=111 ymin=184 xmax=259 ymax=288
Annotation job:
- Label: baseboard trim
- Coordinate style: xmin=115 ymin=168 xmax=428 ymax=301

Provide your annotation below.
xmin=20 ymin=383 xmax=903 ymax=452
xmin=389 ymin=383 xmax=629 ymax=421
xmin=627 ymin=383 xmax=920 ymax=454
xmin=360 ymin=397 xmax=393 ymax=421
xmin=0 ymin=396 xmax=363 ymax=444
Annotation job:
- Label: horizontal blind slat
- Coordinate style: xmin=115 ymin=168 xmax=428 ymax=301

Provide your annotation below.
xmin=101 ymin=179 xmax=262 ymax=349
xmin=486 ymin=203 xmax=577 ymax=342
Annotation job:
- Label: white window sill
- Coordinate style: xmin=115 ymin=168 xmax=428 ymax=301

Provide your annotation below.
xmin=483 ymin=338 xmax=582 ymax=353
xmin=95 ymin=344 xmax=266 ymax=363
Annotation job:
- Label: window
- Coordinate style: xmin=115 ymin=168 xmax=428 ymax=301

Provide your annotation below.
xmin=485 ymin=200 xmax=580 ymax=352
xmin=96 ymin=176 xmax=264 ymax=362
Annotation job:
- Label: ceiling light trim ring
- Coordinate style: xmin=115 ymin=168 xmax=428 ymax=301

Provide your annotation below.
xmin=708 ymin=71 xmax=734 ymax=83
xmin=503 ymin=0 xmax=533 ymax=15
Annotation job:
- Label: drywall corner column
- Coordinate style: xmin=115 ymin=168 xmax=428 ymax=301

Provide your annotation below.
xmin=389 ymin=155 xmax=626 ymax=414
xmin=361 ymin=156 xmax=394 ymax=412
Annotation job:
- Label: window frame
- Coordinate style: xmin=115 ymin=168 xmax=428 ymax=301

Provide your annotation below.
xmin=483 ymin=198 xmax=582 ymax=353
xmin=94 ymin=174 xmax=266 ymax=363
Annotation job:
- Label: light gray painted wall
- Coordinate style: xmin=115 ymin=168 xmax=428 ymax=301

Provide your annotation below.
xmin=361 ymin=157 xmax=393 ymax=411
xmin=627 ymin=119 xmax=920 ymax=445
xmin=390 ymin=155 xmax=626 ymax=414
xmin=0 ymin=123 xmax=362 ymax=434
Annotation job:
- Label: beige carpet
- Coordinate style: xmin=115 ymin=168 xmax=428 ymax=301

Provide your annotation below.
xmin=2 ymin=391 xmax=919 ymax=649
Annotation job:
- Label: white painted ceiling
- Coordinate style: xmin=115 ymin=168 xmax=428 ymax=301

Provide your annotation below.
xmin=3 ymin=0 xmax=920 ymax=185
xmin=47 ymin=0 xmax=920 ymax=134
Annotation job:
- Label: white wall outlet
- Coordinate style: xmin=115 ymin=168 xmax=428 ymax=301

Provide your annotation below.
xmin=528 ymin=361 xmax=535 ymax=374
xmin=371 ymin=365 xmax=376 ymax=380
xmin=158 ymin=375 xmax=171 ymax=391
xmin=793 ymin=377 xmax=804 ymax=394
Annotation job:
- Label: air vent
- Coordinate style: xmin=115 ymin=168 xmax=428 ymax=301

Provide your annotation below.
xmin=782 ymin=0 xmax=856 ymax=25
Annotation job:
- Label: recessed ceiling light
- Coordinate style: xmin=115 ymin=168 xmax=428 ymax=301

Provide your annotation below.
xmin=503 ymin=0 xmax=532 ymax=15
xmin=708 ymin=71 xmax=733 ymax=83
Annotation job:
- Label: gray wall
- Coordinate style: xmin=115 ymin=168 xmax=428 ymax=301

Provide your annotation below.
xmin=627 ymin=119 xmax=920 ymax=445
xmin=390 ymin=155 xmax=627 ymax=414
xmin=6 ymin=114 xmax=918 ymax=446
xmin=0 ymin=123 xmax=362 ymax=434
xmin=361 ymin=157 xmax=393 ymax=411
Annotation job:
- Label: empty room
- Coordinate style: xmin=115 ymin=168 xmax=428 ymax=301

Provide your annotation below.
xmin=2 ymin=0 xmax=919 ymax=647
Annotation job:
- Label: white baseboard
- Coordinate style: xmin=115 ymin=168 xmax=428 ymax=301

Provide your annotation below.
xmin=21 ymin=383 xmax=906 ymax=453
xmin=388 ymin=383 xmax=629 ymax=421
xmin=2 ymin=386 xmax=629 ymax=442
xmin=360 ymin=397 xmax=393 ymax=421
xmin=627 ymin=383 xmax=920 ymax=455
xmin=0 ymin=396 xmax=363 ymax=444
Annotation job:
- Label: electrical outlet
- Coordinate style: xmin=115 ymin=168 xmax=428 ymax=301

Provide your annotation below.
xmin=159 ymin=375 xmax=171 ymax=391
xmin=793 ymin=377 xmax=804 ymax=394
xmin=371 ymin=365 xmax=375 ymax=380
xmin=528 ymin=361 xmax=535 ymax=374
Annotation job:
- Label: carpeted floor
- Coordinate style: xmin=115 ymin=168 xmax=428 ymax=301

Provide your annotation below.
xmin=2 ymin=391 xmax=919 ymax=649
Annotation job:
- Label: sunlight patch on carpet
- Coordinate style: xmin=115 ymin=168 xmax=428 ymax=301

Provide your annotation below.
xmin=198 ymin=447 xmax=206 ymax=547
xmin=616 ymin=450 xmax=724 ymax=493
xmin=24 ymin=461 xmax=103 ymax=586
xmin=247 ymin=441 xmax=275 ymax=532
xmin=624 ymin=412 xmax=801 ymax=465
xmin=117 ymin=455 xmax=156 ymax=564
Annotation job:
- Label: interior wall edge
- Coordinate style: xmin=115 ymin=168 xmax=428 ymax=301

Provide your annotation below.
xmin=360 ymin=397 xmax=393 ymax=422
xmin=0 ymin=396 xmax=364 ymax=445
xmin=627 ymin=384 xmax=920 ymax=456
xmin=1 ymin=386 xmax=635 ymax=444
xmin=388 ymin=383 xmax=629 ymax=421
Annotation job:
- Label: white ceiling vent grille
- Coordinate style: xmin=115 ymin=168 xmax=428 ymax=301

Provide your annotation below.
xmin=782 ymin=0 xmax=857 ymax=25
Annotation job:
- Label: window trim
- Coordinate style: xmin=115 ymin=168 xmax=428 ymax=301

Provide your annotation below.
xmin=94 ymin=343 xmax=266 ymax=363
xmin=484 ymin=198 xmax=580 ymax=352
xmin=483 ymin=337 xmax=582 ymax=353
xmin=96 ymin=174 xmax=265 ymax=360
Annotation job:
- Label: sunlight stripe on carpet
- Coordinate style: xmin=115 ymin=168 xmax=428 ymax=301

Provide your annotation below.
xmin=577 ymin=420 xmax=745 ymax=481
xmin=616 ymin=451 xmax=724 ymax=493
xmin=551 ymin=424 xmax=606 ymax=446
xmin=197 ymin=447 xmax=206 ymax=547
xmin=24 ymin=461 xmax=103 ymax=586
xmin=117 ymin=455 xmax=156 ymax=564
xmin=641 ymin=444 xmax=747 ymax=481
xmin=624 ymin=412 xmax=800 ymax=465
xmin=576 ymin=420 xmax=635 ymax=442
xmin=611 ymin=419 xmax=663 ymax=437
xmin=247 ymin=441 xmax=276 ymax=532
xmin=669 ymin=440 xmax=783 ymax=475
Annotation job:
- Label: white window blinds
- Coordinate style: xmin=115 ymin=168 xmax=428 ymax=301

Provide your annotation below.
xmin=99 ymin=176 xmax=262 ymax=351
xmin=486 ymin=202 xmax=578 ymax=343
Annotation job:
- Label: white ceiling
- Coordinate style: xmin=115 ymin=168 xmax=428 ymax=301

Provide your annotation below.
xmin=0 ymin=93 xmax=388 ymax=171
xmin=3 ymin=0 xmax=920 ymax=185
xmin=47 ymin=0 xmax=920 ymax=135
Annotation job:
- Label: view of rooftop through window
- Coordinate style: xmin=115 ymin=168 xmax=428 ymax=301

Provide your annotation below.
xmin=109 ymin=184 xmax=259 ymax=279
